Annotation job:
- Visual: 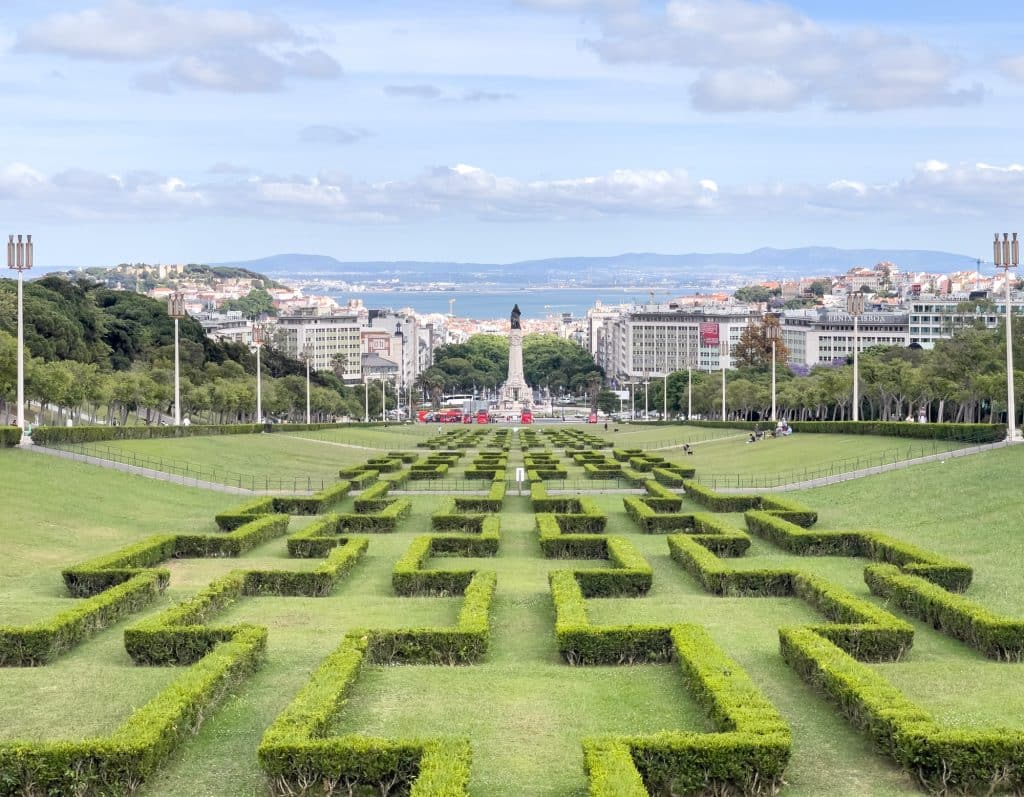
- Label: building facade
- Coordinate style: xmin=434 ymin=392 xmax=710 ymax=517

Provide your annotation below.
xmin=590 ymin=303 xmax=759 ymax=383
xmin=780 ymin=307 xmax=909 ymax=366
xmin=274 ymin=306 xmax=364 ymax=381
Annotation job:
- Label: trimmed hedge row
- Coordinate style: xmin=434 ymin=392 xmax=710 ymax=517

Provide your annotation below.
xmin=668 ymin=533 xmax=913 ymax=661
xmin=0 ymin=570 xmax=168 ymax=666
xmin=0 ymin=625 xmax=266 ymax=797
xmin=0 ymin=428 xmax=21 ymax=447
xmin=393 ymin=521 xmax=500 ymax=596
xmin=338 ymin=497 xmax=412 ymax=532
xmin=431 ymin=498 xmax=490 ymax=532
xmin=353 ymin=479 xmax=392 ymax=512
xmin=125 ymin=539 xmax=368 ymax=666
xmin=62 ymin=515 xmax=289 ymax=599
xmin=450 ymin=479 xmax=506 ymax=513
xmin=213 ymin=482 xmax=353 ymax=529
xmin=865 ymin=564 xmax=1024 ymax=660
xmin=781 ymin=627 xmax=1024 ymax=794
xmin=683 ymin=419 xmax=1006 ymax=443
xmin=258 ymin=567 xmax=494 ymax=794
xmin=530 ymin=482 xmax=582 ymax=513
xmin=744 ymin=510 xmax=972 ymax=591
xmin=258 ymin=635 xmax=475 ymax=795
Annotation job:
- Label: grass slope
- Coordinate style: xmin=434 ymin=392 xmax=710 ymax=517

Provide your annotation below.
xmin=2 ymin=434 xmax=1024 ymax=796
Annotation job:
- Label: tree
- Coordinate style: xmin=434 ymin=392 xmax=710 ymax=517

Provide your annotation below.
xmin=732 ymin=317 xmax=789 ymax=369
xmin=595 ymin=388 xmax=619 ymax=414
xmin=807 ymin=279 xmax=831 ymax=297
xmin=734 ymin=285 xmax=771 ymax=303
xmin=220 ymin=288 xmax=276 ymax=317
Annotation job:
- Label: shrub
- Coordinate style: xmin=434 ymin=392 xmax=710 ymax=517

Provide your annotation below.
xmin=865 ymin=564 xmax=1024 ymax=660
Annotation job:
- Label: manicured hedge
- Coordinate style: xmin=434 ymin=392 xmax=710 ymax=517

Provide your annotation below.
xmin=393 ymin=521 xmax=500 ymax=596
xmin=0 ymin=625 xmax=266 ymax=795
xmin=0 ymin=428 xmax=21 ymax=447
xmin=0 ymin=570 xmax=167 ymax=666
xmin=682 ymin=480 xmax=764 ymax=512
xmin=338 ymin=497 xmax=412 ymax=532
xmin=781 ymin=627 xmax=1024 ymax=794
xmin=865 ymin=564 xmax=1024 ymax=660
xmin=683 ymin=419 xmax=1005 ymax=443
xmin=744 ymin=510 xmax=972 ymax=591
xmin=530 ymin=482 xmax=582 ymax=513
xmin=353 ymin=479 xmax=392 ymax=512
xmin=667 ymin=534 xmax=912 ymax=662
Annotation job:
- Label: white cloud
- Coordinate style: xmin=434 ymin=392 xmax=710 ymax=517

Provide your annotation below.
xmin=6 ymin=159 xmax=1024 ymax=224
xmin=1000 ymin=55 xmax=1024 ymax=83
xmin=560 ymin=0 xmax=983 ymax=111
xmin=299 ymin=125 xmax=373 ymax=145
xmin=17 ymin=1 xmax=340 ymax=93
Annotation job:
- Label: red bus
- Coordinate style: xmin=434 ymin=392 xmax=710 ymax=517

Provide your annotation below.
xmin=476 ymin=410 xmax=490 ymax=424
xmin=520 ymin=410 xmax=533 ymax=424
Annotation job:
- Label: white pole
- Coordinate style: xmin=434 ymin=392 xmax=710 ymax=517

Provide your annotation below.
xmin=256 ymin=342 xmax=262 ymax=423
xmin=1006 ymin=258 xmax=1017 ymax=440
xmin=381 ymin=376 xmax=386 ymax=422
xmin=852 ymin=314 xmax=859 ymax=422
xmin=174 ymin=317 xmax=181 ymax=426
xmin=16 ymin=268 xmax=25 ymax=435
xmin=721 ymin=363 xmax=726 ymax=421
xmin=771 ymin=339 xmax=777 ymax=422
xmin=644 ymin=380 xmax=649 ymax=420
xmin=305 ymin=356 xmax=311 ymax=424
xmin=687 ymin=367 xmax=692 ymax=420
xmin=663 ymin=372 xmax=668 ymax=420
xmin=364 ymin=378 xmax=369 ymax=423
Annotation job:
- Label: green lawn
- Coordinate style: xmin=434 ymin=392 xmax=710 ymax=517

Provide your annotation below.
xmin=2 ymin=433 xmax=1024 ymax=796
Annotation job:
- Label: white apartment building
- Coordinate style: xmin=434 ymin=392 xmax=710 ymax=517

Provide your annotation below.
xmin=274 ymin=306 xmax=363 ymax=381
xmin=591 ymin=303 xmax=759 ymax=383
xmin=907 ymin=292 xmax=1024 ymax=348
xmin=780 ymin=308 xmax=909 ymax=366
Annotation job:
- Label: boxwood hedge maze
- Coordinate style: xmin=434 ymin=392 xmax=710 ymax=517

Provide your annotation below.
xmin=2 ymin=426 xmax=1023 ymax=796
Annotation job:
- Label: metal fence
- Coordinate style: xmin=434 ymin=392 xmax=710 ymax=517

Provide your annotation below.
xmin=49 ymin=442 xmax=334 ymax=492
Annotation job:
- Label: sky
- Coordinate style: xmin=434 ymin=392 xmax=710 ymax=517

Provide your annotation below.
xmin=2 ymin=0 xmax=1024 ymax=267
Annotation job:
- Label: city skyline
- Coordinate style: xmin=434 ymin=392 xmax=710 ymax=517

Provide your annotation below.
xmin=3 ymin=0 xmax=1024 ymax=266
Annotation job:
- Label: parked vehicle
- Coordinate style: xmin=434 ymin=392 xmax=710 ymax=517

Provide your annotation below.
xmin=476 ymin=410 xmax=490 ymax=424
xmin=520 ymin=410 xmax=533 ymax=424
xmin=587 ymin=413 xmax=598 ymax=423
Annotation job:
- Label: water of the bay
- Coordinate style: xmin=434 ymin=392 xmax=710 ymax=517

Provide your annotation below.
xmin=322 ymin=287 xmax=699 ymax=318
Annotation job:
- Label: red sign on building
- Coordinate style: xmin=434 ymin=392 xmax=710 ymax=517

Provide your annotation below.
xmin=699 ymin=322 xmax=720 ymax=346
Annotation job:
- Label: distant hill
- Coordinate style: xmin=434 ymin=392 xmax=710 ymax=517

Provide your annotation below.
xmin=214 ymin=247 xmax=976 ymax=284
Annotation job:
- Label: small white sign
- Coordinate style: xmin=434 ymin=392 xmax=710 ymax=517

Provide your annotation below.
xmin=515 ymin=467 xmax=526 ymax=482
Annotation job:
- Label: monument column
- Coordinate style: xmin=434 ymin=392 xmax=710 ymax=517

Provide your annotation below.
xmin=500 ymin=304 xmax=531 ymax=409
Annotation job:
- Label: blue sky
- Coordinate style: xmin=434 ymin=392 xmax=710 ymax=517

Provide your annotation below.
xmin=2 ymin=0 xmax=1023 ymax=266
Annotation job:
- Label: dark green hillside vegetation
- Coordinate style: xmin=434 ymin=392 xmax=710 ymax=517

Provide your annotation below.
xmin=0 ymin=276 xmax=371 ymax=424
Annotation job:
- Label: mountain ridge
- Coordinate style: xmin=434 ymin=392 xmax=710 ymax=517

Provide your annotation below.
xmin=213 ymin=247 xmax=977 ymax=283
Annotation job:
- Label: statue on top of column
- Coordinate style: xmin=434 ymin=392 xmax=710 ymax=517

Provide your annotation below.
xmin=510 ymin=304 xmax=522 ymax=330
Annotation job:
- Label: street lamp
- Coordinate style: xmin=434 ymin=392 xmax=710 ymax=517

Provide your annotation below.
xmin=167 ymin=291 xmax=186 ymax=426
xmin=394 ymin=322 xmax=405 ymax=422
xmin=766 ymin=318 xmax=781 ymax=422
xmin=252 ymin=322 xmax=266 ymax=424
xmin=7 ymin=235 xmax=32 ymax=441
xmin=720 ymin=339 xmax=729 ymax=421
xmin=846 ymin=292 xmax=865 ymax=422
xmin=302 ymin=347 xmax=312 ymax=425
xmin=994 ymin=233 xmax=1020 ymax=441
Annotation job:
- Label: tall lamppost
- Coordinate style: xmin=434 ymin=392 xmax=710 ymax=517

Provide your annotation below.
xmin=663 ymin=371 xmax=668 ymax=420
xmin=686 ymin=330 xmax=693 ymax=420
xmin=847 ymin=292 xmax=865 ymax=421
xmin=7 ymin=235 xmax=32 ymax=439
xmin=302 ymin=347 xmax=312 ymax=424
xmin=253 ymin=322 xmax=266 ymax=424
xmin=720 ymin=339 xmax=729 ymax=421
xmin=767 ymin=317 xmax=780 ymax=422
xmin=994 ymin=233 xmax=1020 ymax=440
xmin=167 ymin=292 xmax=186 ymax=426
xmin=381 ymin=370 xmax=387 ymax=423
xmin=394 ymin=322 xmax=405 ymax=422
xmin=364 ymin=374 xmax=369 ymax=423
